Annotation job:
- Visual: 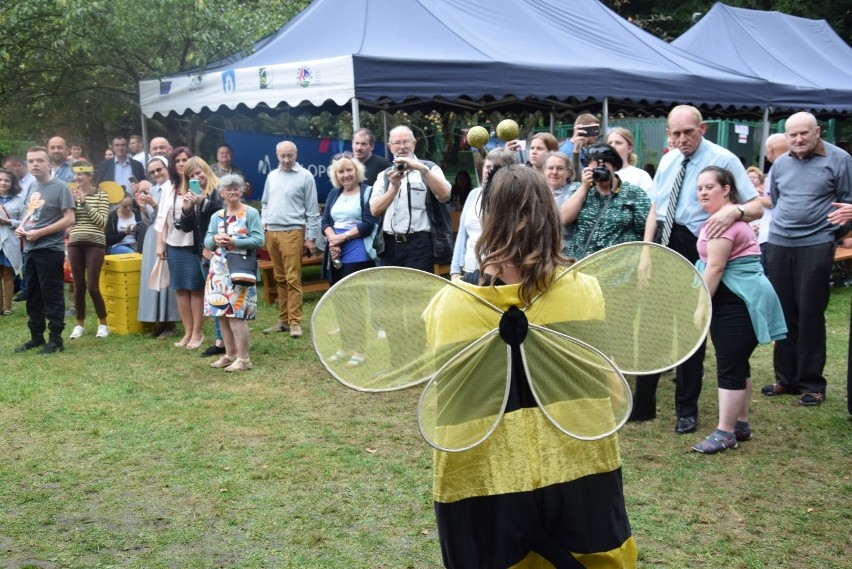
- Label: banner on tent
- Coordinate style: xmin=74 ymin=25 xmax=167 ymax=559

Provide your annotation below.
xmin=225 ymin=130 xmax=387 ymax=204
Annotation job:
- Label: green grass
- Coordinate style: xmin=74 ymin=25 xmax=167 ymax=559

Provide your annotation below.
xmin=1 ymin=285 xmax=851 ymax=568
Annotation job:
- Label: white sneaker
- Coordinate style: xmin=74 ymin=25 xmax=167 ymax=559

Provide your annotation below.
xmin=69 ymin=325 xmax=85 ymax=340
xmin=96 ymin=324 xmax=110 ymax=338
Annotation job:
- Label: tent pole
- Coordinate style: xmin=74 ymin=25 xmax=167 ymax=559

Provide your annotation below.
xmin=759 ymin=106 xmax=770 ymax=170
xmin=351 ymin=98 xmax=361 ymax=133
xmin=382 ymin=110 xmax=389 ymax=159
xmin=602 ymin=98 xmax=609 ymax=133
xmin=140 ymin=112 xmax=150 ymax=168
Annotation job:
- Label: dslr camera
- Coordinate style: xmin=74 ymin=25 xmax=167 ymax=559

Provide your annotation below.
xmin=591 ymin=166 xmax=611 ymax=183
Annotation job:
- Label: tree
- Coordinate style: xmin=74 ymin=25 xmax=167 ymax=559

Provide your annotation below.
xmin=0 ymin=0 xmax=309 ymax=150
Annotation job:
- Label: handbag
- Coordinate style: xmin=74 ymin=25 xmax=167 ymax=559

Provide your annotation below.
xmin=226 ymin=251 xmax=258 ymax=286
xmin=222 ymin=213 xmax=257 ymax=286
xmin=425 ymin=183 xmax=453 ymax=264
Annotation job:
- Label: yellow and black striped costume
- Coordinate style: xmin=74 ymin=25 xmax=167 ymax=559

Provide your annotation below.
xmin=424 ymin=274 xmax=636 ymax=568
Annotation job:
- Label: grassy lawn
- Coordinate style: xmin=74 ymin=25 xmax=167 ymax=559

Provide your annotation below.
xmin=1 ymin=282 xmax=850 ymax=568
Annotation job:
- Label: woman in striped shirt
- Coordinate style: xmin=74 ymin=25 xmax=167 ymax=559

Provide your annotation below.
xmin=67 ymin=161 xmax=111 ymax=340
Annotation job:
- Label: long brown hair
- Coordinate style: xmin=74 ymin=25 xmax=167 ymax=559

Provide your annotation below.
xmin=477 ymin=165 xmax=566 ymax=305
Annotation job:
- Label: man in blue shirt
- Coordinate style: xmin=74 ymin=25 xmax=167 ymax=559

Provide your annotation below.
xmin=635 ymin=105 xmax=762 ymax=435
xmin=47 ymin=136 xmax=74 ymax=184
xmin=94 ymin=136 xmax=145 ymax=192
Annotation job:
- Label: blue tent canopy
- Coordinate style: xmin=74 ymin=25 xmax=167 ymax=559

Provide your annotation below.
xmin=673 ymin=3 xmax=852 ymax=113
xmin=141 ymin=0 xmax=803 ymax=119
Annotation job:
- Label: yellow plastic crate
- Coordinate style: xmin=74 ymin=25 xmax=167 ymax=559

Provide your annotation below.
xmin=102 ymin=253 xmax=142 ymax=273
xmin=100 ymin=270 xmax=141 ymax=288
xmin=104 ymin=295 xmax=140 ymax=328
xmin=100 ymin=281 xmax=140 ymax=299
xmin=106 ymin=319 xmax=145 ymax=335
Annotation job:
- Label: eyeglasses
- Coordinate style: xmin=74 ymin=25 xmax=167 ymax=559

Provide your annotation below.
xmin=332 ymin=151 xmax=354 ymax=161
xmin=148 ymin=167 xmax=165 ymax=175
xmin=389 ymin=140 xmax=414 ymax=148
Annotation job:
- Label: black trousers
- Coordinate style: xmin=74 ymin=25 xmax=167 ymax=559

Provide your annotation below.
xmin=633 ymin=224 xmax=707 ymax=419
xmin=24 ymin=248 xmax=67 ymax=343
xmin=376 ymin=232 xmax=433 ymax=368
xmin=765 ymin=242 xmax=833 ymax=395
xmin=377 ymin=231 xmax=433 ymax=272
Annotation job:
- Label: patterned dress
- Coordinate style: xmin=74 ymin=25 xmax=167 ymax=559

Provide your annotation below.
xmin=203 ymin=206 xmax=264 ymax=320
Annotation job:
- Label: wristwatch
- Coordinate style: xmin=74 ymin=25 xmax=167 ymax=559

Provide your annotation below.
xmin=736 ymin=205 xmax=745 ymax=220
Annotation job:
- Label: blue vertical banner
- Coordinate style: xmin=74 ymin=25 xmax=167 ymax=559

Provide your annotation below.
xmin=224 ymin=130 xmax=386 ymax=204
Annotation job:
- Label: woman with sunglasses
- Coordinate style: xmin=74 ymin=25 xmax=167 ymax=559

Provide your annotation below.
xmin=320 ymin=152 xmax=379 ymax=367
xmin=155 ymin=157 xmax=219 ymax=350
xmin=136 ymin=156 xmax=179 ymax=338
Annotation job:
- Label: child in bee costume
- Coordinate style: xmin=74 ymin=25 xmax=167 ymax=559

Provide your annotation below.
xmin=312 ymin=165 xmax=710 ymax=568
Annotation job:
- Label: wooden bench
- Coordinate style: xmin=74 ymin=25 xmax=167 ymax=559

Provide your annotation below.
xmin=258 ymin=255 xmax=328 ymax=304
xmin=835 ymin=246 xmax=852 ymax=262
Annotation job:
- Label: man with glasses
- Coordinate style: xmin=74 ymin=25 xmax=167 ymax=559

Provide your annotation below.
xmin=369 ymin=125 xmax=451 ymax=272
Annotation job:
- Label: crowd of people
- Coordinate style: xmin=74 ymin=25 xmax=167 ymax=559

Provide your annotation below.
xmin=1 ymin=106 xmax=850 ymax=567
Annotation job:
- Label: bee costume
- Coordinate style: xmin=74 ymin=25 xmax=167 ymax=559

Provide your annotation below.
xmin=312 ymin=242 xmax=710 ymax=568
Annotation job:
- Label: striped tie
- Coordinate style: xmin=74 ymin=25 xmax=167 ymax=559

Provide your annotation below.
xmin=660 ymin=156 xmax=690 ymax=247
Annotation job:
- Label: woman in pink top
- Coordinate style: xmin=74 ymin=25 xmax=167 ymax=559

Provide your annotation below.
xmin=692 ymin=166 xmax=786 ymax=454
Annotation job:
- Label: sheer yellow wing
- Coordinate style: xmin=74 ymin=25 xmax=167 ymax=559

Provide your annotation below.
xmin=522 ymin=325 xmax=630 ymax=440
xmin=417 ymin=330 xmax=511 ymax=452
xmin=310 ymin=267 xmax=501 ymax=392
xmin=546 ymin=242 xmax=711 ymax=375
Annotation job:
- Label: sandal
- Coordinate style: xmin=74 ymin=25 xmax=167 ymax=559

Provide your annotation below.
xmin=225 ymin=357 xmax=253 ymax=372
xmin=185 ymin=335 xmax=205 ymax=350
xmin=210 ymin=355 xmax=236 ymax=368
xmin=346 ymin=352 xmax=367 ymax=367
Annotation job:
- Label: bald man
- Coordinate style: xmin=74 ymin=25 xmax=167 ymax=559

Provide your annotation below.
xmin=260 ymin=141 xmax=320 ymax=339
xmin=47 ymin=136 xmax=74 ymax=183
xmin=761 ymin=112 xmax=852 ymax=406
xmin=149 ymin=137 xmax=172 ymax=158
xmin=636 ymin=105 xmax=762 ymax=435
xmin=754 ymin=133 xmax=789 ymax=264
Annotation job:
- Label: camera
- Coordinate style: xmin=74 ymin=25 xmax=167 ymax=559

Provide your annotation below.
xmin=395 ymin=162 xmax=406 ymax=172
xmin=591 ymin=166 xmax=611 ymax=183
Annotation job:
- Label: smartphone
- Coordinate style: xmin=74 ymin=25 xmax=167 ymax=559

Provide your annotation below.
xmin=128 ymin=176 xmax=139 ymax=185
xmin=580 ymin=125 xmax=601 ymax=138
xmin=189 ymin=179 xmax=202 ymax=195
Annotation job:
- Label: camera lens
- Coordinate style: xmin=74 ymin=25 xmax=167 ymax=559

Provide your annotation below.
xmin=395 ymin=162 xmax=405 ymax=172
xmin=591 ymin=166 xmax=610 ymax=183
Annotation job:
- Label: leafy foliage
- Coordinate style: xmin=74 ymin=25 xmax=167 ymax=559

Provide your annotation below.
xmin=0 ymin=0 xmax=308 ymax=145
